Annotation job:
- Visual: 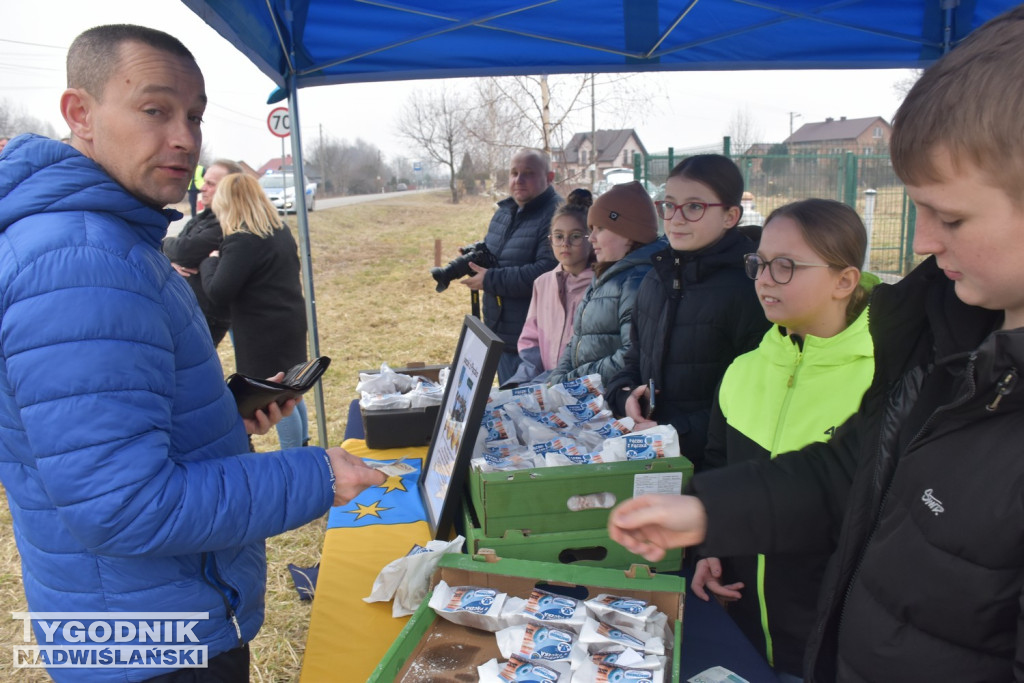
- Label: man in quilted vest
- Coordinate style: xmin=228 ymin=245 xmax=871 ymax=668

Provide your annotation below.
xmin=461 ymin=148 xmax=561 ymax=383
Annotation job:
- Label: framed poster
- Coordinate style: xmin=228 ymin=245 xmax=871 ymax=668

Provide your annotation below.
xmin=420 ymin=315 xmax=503 ymax=539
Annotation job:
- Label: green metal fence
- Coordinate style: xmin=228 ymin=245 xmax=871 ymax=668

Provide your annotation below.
xmin=637 ymin=139 xmax=921 ymax=277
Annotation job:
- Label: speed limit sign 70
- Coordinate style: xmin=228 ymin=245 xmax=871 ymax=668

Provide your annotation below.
xmin=267 ymin=107 xmax=291 ymax=138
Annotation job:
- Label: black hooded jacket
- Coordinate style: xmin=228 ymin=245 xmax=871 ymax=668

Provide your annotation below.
xmin=163 ymin=208 xmax=230 ymax=342
xmin=606 ymin=229 xmax=768 ymax=470
xmin=693 ymin=257 xmax=1024 ymax=682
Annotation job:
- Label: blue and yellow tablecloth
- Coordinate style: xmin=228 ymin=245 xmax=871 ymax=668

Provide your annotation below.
xmin=300 ymin=438 xmax=431 ymax=682
xmin=300 ymin=401 xmax=778 ymax=682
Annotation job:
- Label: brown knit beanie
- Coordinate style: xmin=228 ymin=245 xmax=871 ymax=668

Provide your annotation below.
xmin=588 ymin=181 xmax=658 ymax=245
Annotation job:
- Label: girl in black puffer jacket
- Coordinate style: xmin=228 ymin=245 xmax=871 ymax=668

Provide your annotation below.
xmin=606 ymin=155 xmax=769 ymax=472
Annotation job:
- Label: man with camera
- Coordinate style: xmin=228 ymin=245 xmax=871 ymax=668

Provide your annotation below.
xmin=461 ymin=148 xmax=561 ymax=383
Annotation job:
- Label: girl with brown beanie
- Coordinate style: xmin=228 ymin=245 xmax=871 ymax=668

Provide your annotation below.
xmin=605 ymin=155 xmax=769 ymax=472
xmin=548 ymin=181 xmax=664 ymax=387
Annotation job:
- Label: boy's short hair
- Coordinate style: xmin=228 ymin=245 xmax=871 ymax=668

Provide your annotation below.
xmin=891 ymin=6 xmax=1024 ymax=201
xmin=67 ymin=25 xmax=196 ymax=100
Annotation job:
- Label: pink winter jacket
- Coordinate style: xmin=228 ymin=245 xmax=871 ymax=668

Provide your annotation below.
xmin=518 ymin=265 xmax=595 ymax=370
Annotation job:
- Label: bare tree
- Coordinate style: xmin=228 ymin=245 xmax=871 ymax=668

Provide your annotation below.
xmin=305 ymin=134 xmax=353 ymax=195
xmin=389 ymin=155 xmax=413 ymax=186
xmin=404 ymin=74 xmax=657 ymax=199
xmin=0 ymin=99 xmax=59 ymax=139
xmin=397 ymin=86 xmax=468 ymax=204
xmin=304 ymin=135 xmax=389 ymax=196
xmin=893 ymin=69 xmax=923 ymax=100
xmin=472 ymin=73 xmax=657 ymax=186
xmin=725 ymin=105 xmax=763 ymax=156
xmin=348 ymin=140 xmax=388 ymax=195
xmin=464 ymin=79 xmax=532 ymax=188
xmin=482 ymin=75 xmax=589 ymax=154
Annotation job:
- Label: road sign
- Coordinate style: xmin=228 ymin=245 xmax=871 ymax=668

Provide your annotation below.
xmin=267 ymin=107 xmax=291 ymax=138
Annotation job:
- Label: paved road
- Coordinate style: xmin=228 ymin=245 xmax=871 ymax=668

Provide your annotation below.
xmin=167 ymin=188 xmax=435 ymax=237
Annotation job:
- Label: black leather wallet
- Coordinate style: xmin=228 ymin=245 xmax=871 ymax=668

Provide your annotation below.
xmin=227 ymin=356 xmax=331 ymax=419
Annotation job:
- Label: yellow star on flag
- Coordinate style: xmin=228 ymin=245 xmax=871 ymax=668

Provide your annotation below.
xmin=347 ymin=500 xmax=391 ymax=520
xmin=379 ymin=474 xmax=407 ymax=494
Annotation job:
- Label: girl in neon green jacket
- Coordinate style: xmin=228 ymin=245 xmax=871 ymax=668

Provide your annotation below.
xmin=694 ymin=199 xmax=878 ymax=682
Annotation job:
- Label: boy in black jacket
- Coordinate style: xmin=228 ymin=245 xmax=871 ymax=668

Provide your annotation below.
xmin=609 ymin=6 xmax=1024 ymax=682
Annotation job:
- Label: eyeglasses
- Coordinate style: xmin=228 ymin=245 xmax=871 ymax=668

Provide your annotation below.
xmin=550 ymin=232 xmax=588 ymax=246
xmin=744 ymin=253 xmax=832 ymax=284
xmin=654 ymin=200 xmax=725 ymax=222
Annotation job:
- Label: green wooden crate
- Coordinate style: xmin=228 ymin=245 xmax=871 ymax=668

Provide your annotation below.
xmin=368 ymin=551 xmax=684 ymax=683
xmin=469 ymin=456 xmax=693 ymax=537
xmin=462 ymin=502 xmax=684 ymax=572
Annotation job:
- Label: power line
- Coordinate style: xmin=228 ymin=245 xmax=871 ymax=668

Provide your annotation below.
xmin=206 ymin=101 xmax=265 ymax=123
xmin=0 ymin=38 xmax=65 ymax=50
xmin=0 ymin=61 xmax=61 ymax=72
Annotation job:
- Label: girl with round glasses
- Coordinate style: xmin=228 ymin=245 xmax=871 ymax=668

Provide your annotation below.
xmin=504 ymin=189 xmax=595 ymax=386
xmin=693 ymin=198 xmax=877 ymax=683
xmin=605 ymin=154 xmax=769 ymax=472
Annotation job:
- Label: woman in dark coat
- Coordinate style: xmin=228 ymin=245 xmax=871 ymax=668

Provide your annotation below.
xmin=200 ymin=174 xmax=309 ymax=449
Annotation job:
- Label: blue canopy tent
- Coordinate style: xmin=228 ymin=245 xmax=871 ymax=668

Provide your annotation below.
xmin=181 ymin=0 xmax=1017 ymax=443
xmin=184 ymin=1 xmax=1012 ymax=87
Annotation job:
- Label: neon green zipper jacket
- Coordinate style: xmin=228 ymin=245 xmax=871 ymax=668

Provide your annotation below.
xmin=706 ymin=303 xmax=874 ymax=676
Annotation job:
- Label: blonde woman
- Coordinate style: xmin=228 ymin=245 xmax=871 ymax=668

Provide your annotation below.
xmin=200 ymin=174 xmax=309 ymax=449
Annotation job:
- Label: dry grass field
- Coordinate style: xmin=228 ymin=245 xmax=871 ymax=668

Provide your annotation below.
xmin=0 ymin=191 xmax=496 ymax=682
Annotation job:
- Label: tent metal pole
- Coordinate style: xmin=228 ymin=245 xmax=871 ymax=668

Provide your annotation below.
xmin=941 ymin=0 xmax=956 ymax=54
xmin=285 ymin=51 xmax=328 ymax=449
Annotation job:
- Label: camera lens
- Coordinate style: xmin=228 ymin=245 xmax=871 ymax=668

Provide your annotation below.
xmin=431 ymin=266 xmax=452 ymax=292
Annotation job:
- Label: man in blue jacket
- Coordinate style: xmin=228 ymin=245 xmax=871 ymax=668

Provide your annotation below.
xmin=462 ymin=148 xmax=561 ymax=383
xmin=0 ymin=24 xmax=382 ymax=682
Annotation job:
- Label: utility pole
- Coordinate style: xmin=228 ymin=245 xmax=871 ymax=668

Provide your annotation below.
xmin=318 ymin=123 xmax=325 ymax=194
xmin=789 ymin=112 xmax=802 ymax=136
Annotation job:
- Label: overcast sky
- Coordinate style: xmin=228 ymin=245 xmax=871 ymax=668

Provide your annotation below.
xmin=4 ymin=1 xmax=916 ymax=171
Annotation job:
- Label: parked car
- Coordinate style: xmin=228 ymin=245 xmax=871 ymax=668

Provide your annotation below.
xmin=396 ymin=183 xmax=408 ymax=191
xmin=738 ymin=191 xmax=763 ymax=227
xmin=259 ymin=172 xmax=317 ymax=213
xmin=594 ymin=167 xmax=635 ymax=196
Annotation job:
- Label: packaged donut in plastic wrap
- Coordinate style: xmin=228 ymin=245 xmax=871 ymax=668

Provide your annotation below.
xmin=546 ymin=374 xmax=604 ymax=408
xmin=600 ymin=425 xmax=681 ymax=462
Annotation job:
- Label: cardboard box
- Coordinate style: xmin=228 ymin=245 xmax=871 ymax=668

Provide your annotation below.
xmin=469 ymin=456 xmax=693 ymax=537
xmin=359 ymin=363 xmax=447 ymax=450
xmin=368 ymin=551 xmax=685 ymax=683
xmin=462 ymin=502 xmax=683 ymax=572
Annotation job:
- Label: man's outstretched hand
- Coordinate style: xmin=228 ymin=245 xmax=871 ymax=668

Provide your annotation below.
xmin=327 ymin=447 xmax=386 ymax=506
xmin=607 ymin=494 xmax=708 ymax=562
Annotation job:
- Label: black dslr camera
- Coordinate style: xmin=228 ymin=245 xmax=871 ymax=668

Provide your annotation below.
xmin=431 ymin=241 xmax=499 ymax=292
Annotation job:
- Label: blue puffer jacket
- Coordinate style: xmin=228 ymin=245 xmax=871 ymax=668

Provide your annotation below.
xmin=548 ymin=239 xmax=665 ymax=387
xmin=0 ymin=136 xmax=335 ymax=682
